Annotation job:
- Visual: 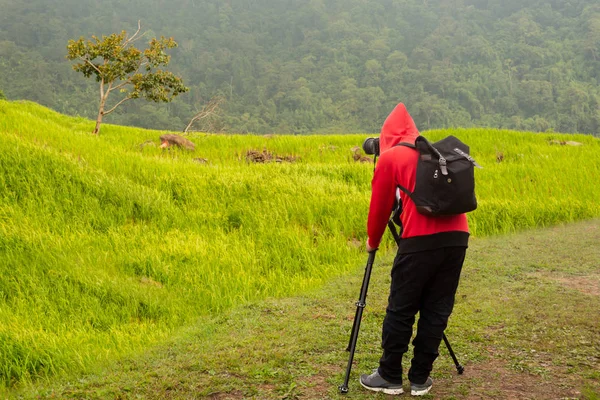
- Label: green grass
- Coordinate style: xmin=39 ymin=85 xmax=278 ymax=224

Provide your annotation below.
xmin=1 ymin=99 xmax=599 ymax=392
xmin=13 ymin=219 xmax=600 ymax=399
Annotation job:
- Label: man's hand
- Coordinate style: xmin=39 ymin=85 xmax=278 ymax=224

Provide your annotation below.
xmin=366 ymin=239 xmax=377 ymax=253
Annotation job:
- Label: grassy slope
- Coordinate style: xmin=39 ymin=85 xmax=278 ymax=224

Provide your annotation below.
xmin=13 ymin=219 xmax=600 ymax=399
xmin=1 ymin=100 xmax=600 ymax=396
xmin=0 ymin=100 xmax=377 ymax=386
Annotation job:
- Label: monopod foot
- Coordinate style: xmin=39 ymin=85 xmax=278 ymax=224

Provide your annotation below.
xmin=338 ymin=384 xmax=349 ymax=394
xmin=456 ymin=365 xmax=465 ymax=375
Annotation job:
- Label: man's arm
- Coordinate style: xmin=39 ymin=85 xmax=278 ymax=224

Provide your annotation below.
xmin=366 ymin=153 xmax=397 ymax=250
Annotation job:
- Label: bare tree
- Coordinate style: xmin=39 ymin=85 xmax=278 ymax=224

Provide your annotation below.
xmin=183 ymin=96 xmax=225 ymax=134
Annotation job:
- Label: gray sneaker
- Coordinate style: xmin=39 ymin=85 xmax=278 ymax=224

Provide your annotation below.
xmin=359 ymin=369 xmax=404 ymax=395
xmin=410 ymin=377 xmax=433 ymax=396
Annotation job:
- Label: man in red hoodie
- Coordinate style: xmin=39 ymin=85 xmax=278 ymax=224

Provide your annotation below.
xmin=360 ymin=103 xmax=469 ymax=396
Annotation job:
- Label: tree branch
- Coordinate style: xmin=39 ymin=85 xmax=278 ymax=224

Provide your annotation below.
xmin=80 ymin=57 xmax=102 ymax=74
xmin=103 ymin=96 xmax=133 ymax=115
xmin=123 ymin=20 xmax=146 ymax=48
xmin=184 ymin=97 xmax=224 ymax=133
xmin=106 ymin=57 xmax=141 ymax=95
xmin=109 ymin=79 xmax=132 ymax=92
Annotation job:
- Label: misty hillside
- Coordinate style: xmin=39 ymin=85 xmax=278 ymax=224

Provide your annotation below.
xmin=1 ymin=0 xmax=599 ymax=134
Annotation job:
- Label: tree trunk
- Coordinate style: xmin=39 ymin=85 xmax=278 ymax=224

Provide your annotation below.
xmin=94 ymin=97 xmax=107 ymax=135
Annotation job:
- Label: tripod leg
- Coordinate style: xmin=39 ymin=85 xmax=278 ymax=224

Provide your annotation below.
xmin=442 ymin=333 xmax=464 ymax=374
xmin=339 ymin=251 xmax=377 ymax=394
xmin=346 ymin=306 xmax=362 ymax=351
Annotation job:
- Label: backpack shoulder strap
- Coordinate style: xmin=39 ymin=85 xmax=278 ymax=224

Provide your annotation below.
xmin=397 ymin=184 xmax=413 ymax=198
xmin=392 ymin=141 xmax=416 ymax=198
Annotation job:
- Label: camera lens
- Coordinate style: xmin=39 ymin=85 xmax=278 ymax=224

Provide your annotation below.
xmin=362 ymin=137 xmax=380 ymax=156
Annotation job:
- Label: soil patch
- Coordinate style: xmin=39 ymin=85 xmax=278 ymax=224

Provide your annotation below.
xmin=350 ymin=146 xmax=373 ymax=163
xmin=432 ymin=352 xmax=584 ymax=399
xmin=160 ymin=134 xmax=196 ymax=150
xmin=553 ymin=274 xmax=600 ymax=296
xmin=245 ymin=149 xmax=299 ymax=163
xmin=533 ymin=272 xmax=600 ymax=296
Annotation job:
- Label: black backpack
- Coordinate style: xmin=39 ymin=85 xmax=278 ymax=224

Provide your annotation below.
xmin=396 ymin=135 xmax=482 ymax=217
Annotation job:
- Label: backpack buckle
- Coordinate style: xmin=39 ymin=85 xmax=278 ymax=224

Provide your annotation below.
xmin=439 ymin=157 xmax=448 ymax=175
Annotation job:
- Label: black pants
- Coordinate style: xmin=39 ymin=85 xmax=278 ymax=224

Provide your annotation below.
xmin=378 ymin=246 xmax=466 ymax=385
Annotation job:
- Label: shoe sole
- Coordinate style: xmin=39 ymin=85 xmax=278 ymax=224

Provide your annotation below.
xmin=410 ymin=386 xmax=432 ymax=396
xmin=359 ymin=380 xmax=404 ymax=395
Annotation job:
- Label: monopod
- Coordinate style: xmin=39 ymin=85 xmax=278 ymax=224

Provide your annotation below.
xmin=338 ymin=220 xmax=464 ymax=395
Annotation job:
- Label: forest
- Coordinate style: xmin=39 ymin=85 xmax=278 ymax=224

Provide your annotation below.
xmin=1 ymin=0 xmax=599 ymax=135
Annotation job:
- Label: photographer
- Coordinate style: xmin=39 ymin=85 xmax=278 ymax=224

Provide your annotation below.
xmin=360 ymin=103 xmax=469 ymax=396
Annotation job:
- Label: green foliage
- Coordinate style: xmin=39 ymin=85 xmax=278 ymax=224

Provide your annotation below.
xmin=0 ymin=90 xmax=5 ymax=100
xmin=66 ymin=23 xmax=188 ymax=133
xmin=0 ymin=101 xmax=600 ymax=389
xmin=2 ymin=0 xmax=600 ymax=134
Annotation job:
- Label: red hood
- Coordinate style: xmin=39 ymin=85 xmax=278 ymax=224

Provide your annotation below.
xmin=379 ymin=103 xmax=420 ymax=153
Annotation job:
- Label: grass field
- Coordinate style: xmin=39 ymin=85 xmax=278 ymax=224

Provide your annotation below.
xmin=1 ymin=100 xmax=599 ymax=395
xmin=15 ymin=219 xmax=600 ymax=399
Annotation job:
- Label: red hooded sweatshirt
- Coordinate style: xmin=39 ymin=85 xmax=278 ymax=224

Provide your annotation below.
xmin=367 ymin=103 xmax=469 ymax=253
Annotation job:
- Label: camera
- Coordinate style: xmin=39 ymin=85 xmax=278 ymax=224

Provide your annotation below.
xmin=362 ymin=137 xmax=380 ymax=156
